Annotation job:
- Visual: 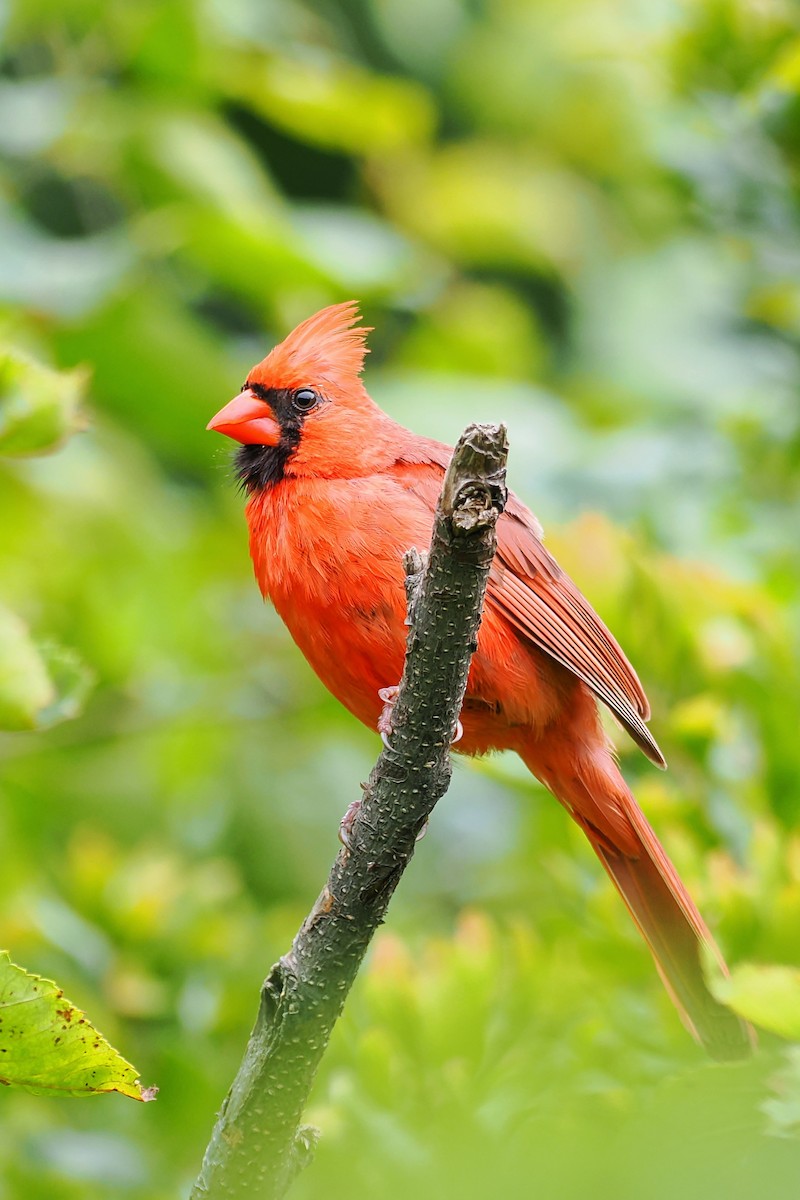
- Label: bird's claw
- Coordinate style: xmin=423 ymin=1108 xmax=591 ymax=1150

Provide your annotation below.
xmin=377 ymin=685 xmax=400 ymax=745
xmin=339 ymin=799 xmax=361 ymax=850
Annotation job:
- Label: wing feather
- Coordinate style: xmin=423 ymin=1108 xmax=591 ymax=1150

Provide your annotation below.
xmin=492 ymin=503 xmax=665 ymax=766
xmin=393 ymin=442 xmax=665 ymax=767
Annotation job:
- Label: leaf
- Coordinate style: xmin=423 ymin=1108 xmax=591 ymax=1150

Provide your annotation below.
xmin=35 ymin=642 xmax=94 ymax=729
xmin=763 ymin=1046 xmax=800 ymax=1137
xmin=227 ymin=52 xmax=434 ymax=155
xmin=708 ymin=960 xmax=800 ymax=1041
xmin=0 ymin=605 xmax=93 ymax=731
xmin=764 ymin=36 xmax=800 ymax=94
xmin=0 ymin=347 xmax=87 ymax=457
xmin=0 ymin=604 xmax=55 ymax=731
xmin=0 ymin=952 xmax=156 ymax=1101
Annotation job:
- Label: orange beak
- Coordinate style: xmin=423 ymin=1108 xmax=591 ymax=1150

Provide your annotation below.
xmin=206 ymin=389 xmax=282 ymax=445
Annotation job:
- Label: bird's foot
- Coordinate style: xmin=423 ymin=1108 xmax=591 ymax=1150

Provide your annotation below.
xmin=377 ymin=685 xmax=400 ymax=747
xmin=378 ymin=685 xmax=463 ymax=748
xmin=339 ymin=799 xmax=362 ymax=850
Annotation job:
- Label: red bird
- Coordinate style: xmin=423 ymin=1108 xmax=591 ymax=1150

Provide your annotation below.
xmin=208 ymin=301 xmax=752 ymax=1060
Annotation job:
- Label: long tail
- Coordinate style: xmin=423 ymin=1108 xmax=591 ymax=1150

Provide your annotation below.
xmin=519 ymin=738 xmax=754 ymax=1060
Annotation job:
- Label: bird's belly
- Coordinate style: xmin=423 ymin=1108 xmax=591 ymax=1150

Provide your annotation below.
xmin=273 ymin=572 xmax=565 ymax=756
xmin=277 ymin=583 xmax=409 ymax=730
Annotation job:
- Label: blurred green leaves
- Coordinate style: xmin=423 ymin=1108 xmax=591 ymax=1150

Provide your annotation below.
xmin=225 ymin=52 xmax=436 ymax=154
xmin=0 ymin=349 xmax=86 ymax=458
xmin=0 ymin=606 xmax=91 ymax=731
xmin=712 ymin=962 xmax=800 ymax=1041
xmin=0 ymin=347 xmax=93 ymax=731
xmin=0 ymin=604 xmax=54 ymax=731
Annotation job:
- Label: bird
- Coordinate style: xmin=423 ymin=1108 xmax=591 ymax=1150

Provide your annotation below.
xmin=208 ymin=300 xmax=753 ymax=1060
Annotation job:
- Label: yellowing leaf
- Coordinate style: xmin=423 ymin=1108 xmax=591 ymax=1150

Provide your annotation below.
xmin=0 ymin=952 xmax=156 ymax=1101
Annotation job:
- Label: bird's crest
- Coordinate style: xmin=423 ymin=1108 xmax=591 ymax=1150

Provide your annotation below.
xmin=248 ymin=302 xmax=371 ymax=392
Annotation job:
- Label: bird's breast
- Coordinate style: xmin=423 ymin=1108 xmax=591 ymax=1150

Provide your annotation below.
xmin=244 ymin=474 xmax=560 ymax=749
xmin=245 ymin=476 xmax=433 ymax=726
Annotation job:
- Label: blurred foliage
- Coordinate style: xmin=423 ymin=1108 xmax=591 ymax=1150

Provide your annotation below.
xmin=1 ymin=0 xmax=800 ymax=1196
xmin=712 ymin=959 xmax=800 ymax=1041
xmin=0 ymin=351 xmax=92 ymax=732
xmin=0 ymin=348 xmax=85 ymax=457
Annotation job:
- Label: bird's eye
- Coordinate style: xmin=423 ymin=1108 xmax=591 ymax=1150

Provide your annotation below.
xmin=292 ymin=388 xmax=319 ymax=412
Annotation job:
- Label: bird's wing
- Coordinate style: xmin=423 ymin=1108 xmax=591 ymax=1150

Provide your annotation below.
xmin=491 ymin=497 xmax=664 ymax=766
xmin=392 ymin=444 xmax=665 ymax=767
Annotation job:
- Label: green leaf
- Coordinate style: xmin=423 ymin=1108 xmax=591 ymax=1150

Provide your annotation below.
xmin=0 ymin=604 xmax=55 ymax=731
xmin=35 ymin=642 xmax=94 ymax=729
xmin=0 ymin=348 xmax=87 ymax=457
xmin=227 ymin=53 xmax=434 ymax=155
xmin=709 ymin=961 xmax=800 ymax=1041
xmin=764 ymin=36 xmax=800 ymax=93
xmin=0 ymin=606 xmax=92 ymax=731
xmin=0 ymin=952 xmax=156 ymax=1101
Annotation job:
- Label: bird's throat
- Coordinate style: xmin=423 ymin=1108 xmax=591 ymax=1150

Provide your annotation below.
xmin=235 ymin=438 xmax=297 ymax=493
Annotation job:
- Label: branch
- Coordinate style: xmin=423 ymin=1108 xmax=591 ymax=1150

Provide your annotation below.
xmin=191 ymin=423 xmax=509 ymax=1199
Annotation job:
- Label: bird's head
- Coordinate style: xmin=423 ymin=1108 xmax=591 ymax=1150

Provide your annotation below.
xmin=207 ymin=301 xmax=390 ymax=492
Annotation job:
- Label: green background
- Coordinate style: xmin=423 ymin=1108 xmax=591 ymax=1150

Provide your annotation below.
xmin=2 ymin=0 xmax=800 ymax=1195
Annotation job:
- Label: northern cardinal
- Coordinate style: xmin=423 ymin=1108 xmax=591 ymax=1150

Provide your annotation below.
xmin=208 ymin=302 xmax=752 ymax=1060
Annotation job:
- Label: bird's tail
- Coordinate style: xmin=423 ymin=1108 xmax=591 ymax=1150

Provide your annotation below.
xmin=519 ymin=740 xmax=754 ymax=1060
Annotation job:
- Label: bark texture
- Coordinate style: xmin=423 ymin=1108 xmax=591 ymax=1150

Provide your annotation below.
xmin=191 ymin=423 xmax=508 ymax=1199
